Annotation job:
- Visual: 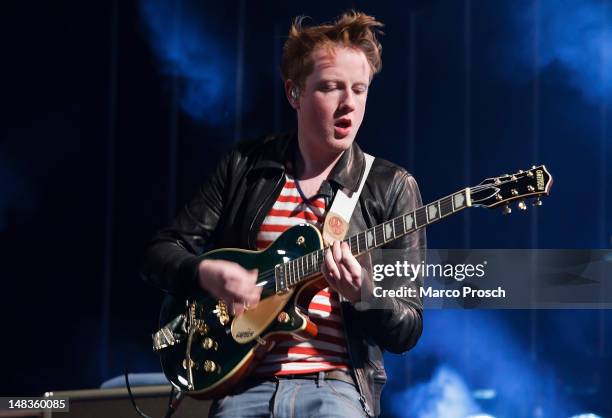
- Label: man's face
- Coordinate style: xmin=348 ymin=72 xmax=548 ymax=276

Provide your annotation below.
xmin=296 ymin=45 xmax=371 ymax=155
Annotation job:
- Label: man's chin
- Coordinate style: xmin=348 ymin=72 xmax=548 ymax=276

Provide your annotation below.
xmin=328 ymin=135 xmax=355 ymax=151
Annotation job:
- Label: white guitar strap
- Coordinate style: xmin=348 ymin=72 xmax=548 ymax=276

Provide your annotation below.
xmin=323 ymin=153 xmax=375 ymax=245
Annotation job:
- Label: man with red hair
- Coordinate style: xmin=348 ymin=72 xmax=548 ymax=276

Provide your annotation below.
xmin=143 ymin=11 xmax=425 ymax=417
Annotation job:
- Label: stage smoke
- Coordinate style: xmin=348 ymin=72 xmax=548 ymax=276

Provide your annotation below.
xmin=139 ymin=0 xmax=237 ymax=124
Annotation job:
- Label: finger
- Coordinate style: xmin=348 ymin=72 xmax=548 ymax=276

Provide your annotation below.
xmin=324 ymin=247 xmax=341 ymax=280
xmin=338 ymin=263 xmax=361 ymax=289
xmin=322 ymin=248 xmax=331 ymax=276
xmin=322 ymin=261 xmax=339 ymax=293
xmin=243 ymin=268 xmax=261 ymax=306
xmin=248 ymin=268 xmax=259 ymax=284
xmin=224 ymin=278 xmax=242 ymax=300
xmin=340 ymin=242 xmax=362 ymax=279
xmin=235 ymin=280 xmax=258 ymax=306
xmin=233 ymin=302 xmax=245 ymax=317
xmin=225 ymin=266 xmax=255 ymax=296
xmin=332 ymin=241 xmax=343 ymax=264
xmin=247 ymin=284 xmax=262 ymax=308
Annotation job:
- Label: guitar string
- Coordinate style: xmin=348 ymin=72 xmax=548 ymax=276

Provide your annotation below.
xmin=253 ymin=176 xmax=535 ymax=292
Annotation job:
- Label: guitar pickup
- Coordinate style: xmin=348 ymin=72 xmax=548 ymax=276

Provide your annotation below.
xmin=152 ymin=314 xmax=186 ymax=352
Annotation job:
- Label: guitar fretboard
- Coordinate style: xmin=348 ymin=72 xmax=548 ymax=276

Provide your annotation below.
xmin=275 ymin=188 xmax=472 ymax=293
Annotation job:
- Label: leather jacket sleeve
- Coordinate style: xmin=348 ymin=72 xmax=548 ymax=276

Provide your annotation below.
xmin=353 ymin=171 xmax=426 ymax=354
xmin=140 ymin=151 xmax=233 ymax=297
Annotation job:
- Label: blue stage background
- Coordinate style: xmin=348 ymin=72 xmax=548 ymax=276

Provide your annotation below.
xmin=1 ymin=1 xmax=610 ymax=417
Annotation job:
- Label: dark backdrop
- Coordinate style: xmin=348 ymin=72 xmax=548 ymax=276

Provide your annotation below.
xmin=1 ymin=1 xmax=610 ymax=417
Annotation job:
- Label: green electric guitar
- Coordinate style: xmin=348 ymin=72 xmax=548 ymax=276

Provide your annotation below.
xmin=152 ymin=165 xmax=553 ymax=399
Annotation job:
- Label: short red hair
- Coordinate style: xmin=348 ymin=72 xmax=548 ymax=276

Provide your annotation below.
xmin=281 ymin=11 xmax=384 ymax=89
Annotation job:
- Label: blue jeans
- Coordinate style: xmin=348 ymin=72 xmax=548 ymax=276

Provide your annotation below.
xmin=209 ymin=374 xmax=369 ymax=418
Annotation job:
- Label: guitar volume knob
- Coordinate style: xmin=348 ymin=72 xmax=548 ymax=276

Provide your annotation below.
xmin=203 ymin=360 xmax=218 ymax=373
xmin=202 ymin=337 xmax=218 ymax=350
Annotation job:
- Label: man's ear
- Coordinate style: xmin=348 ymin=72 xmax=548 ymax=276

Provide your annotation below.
xmin=284 ymin=80 xmax=300 ymax=110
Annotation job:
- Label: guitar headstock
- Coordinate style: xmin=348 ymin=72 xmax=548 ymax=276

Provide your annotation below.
xmin=470 ymin=165 xmax=553 ymax=213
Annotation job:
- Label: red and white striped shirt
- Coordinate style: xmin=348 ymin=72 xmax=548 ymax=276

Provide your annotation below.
xmin=253 ymin=173 xmax=350 ymax=375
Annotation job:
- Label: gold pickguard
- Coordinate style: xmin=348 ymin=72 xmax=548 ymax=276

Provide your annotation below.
xmin=230 ymin=291 xmax=294 ymax=344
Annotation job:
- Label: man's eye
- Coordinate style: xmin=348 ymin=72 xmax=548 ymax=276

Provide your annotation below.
xmin=353 ymin=86 xmax=368 ymax=94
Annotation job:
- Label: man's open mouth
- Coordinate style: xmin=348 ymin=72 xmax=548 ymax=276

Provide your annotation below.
xmin=335 ymin=119 xmax=352 ymax=128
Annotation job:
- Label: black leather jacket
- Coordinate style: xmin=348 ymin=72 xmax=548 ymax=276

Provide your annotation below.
xmin=141 ymin=132 xmax=426 ymax=417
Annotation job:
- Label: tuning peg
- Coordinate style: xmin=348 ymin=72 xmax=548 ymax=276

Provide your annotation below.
xmin=518 ymin=200 xmax=527 ymax=211
xmin=532 ymin=198 xmax=542 ymax=206
xmin=502 ymin=205 xmax=512 ymax=215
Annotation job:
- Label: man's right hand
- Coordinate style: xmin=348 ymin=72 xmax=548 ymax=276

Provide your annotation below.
xmin=198 ymin=259 xmax=262 ymax=317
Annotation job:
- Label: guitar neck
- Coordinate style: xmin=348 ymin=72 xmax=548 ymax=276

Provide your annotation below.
xmin=275 ymin=188 xmax=473 ymax=292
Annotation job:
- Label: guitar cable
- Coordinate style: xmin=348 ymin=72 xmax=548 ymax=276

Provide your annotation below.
xmin=164 ymin=386 xmax=184 ymax=418
xmin=124 ymin=368 xmax=153 ymax=418
xmin=124 ymin=368 xmax=183 ymax=418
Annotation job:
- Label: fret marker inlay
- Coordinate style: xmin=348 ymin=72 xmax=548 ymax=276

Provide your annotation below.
xmin=405 ymin=214 xmax=414 ymax=229
xmin=454 ymin=193 xmax=465 ymax=208
xmin=428 ymin=204 xmax=438 ymax=219
xmin=367 ymin=230 xmax=374 ymax=247
xmin=385 ymin=223 xmax=393 ymax=240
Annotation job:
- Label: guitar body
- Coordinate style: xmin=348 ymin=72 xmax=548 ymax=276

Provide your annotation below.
xmin=158 ymin=223 xmax=325 ymax=399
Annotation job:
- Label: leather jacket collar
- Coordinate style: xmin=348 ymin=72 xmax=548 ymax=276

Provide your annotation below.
xmin=252 ymin=132 xmax=366 ymax=196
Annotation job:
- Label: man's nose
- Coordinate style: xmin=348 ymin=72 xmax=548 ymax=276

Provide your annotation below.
xmin=339 ymin=89 xmax=356 ymax=112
